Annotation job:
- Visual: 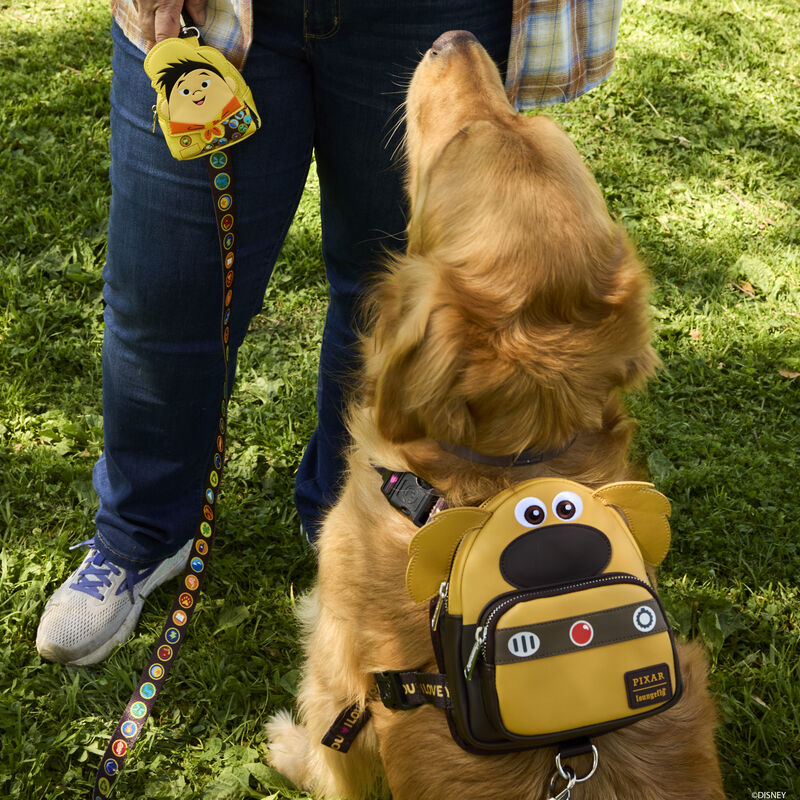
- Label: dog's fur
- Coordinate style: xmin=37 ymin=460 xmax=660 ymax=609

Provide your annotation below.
xmin=266 ymin=31 xmax=725 ymax=800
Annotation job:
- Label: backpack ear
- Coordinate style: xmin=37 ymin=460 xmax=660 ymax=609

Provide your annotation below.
xmin=592 ymin=482 xmax=671 ymax=566
xmin=406 ymin=507 xmax=490 ymax=603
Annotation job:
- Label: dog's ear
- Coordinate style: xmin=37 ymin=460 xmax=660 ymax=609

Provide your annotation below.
xmin=605 ymin=234 xmax=661 ymax=390
xmin=593 ymin=482 xmax=671 ymax=566
xmin=372 ymin=281 xmax=474 ymax=444
xmin=372 ymin=333 xmax=428 ymax=442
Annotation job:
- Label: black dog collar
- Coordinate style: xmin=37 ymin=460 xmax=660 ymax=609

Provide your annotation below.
xmin=437 ymin=437 xmax=576 ymax=467
xmin=375 ymin=437 xmax=575 ymax=527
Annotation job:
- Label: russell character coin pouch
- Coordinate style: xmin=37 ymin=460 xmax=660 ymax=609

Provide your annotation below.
xmin=144 ymin=33 xmax=260 ymax=161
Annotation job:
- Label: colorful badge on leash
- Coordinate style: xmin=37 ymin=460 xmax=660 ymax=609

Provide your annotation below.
xmin=144 ymin=31 xmax=260 ymax=160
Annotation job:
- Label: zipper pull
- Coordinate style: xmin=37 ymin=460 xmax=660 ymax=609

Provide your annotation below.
xmin=431 ymin=581 xmax=448 ymax=631
xmin=151 ymin=104 xmax=158 ymax=133
xmin=464 ymin=626 xmax=486 ymax=680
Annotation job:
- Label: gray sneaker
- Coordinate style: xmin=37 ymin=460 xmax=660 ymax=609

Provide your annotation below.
xmin=36 ymin=537 xmax=193 ymax=666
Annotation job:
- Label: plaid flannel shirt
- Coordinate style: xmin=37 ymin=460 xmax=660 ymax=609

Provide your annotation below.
xmin=112 ymin=0 xmax=620 ymax=107
xmin=507 ymin=0 xmax=622 ymax=108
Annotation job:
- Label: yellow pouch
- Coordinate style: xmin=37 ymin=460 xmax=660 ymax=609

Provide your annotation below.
xmin=143 ymin=34 xmax=260 ymax=160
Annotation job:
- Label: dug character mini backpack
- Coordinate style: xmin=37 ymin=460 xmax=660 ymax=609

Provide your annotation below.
xmin=143 ymin=33 xmax=260 ymax=161
xmin=378 ymin=479 xmax=682 ymax=754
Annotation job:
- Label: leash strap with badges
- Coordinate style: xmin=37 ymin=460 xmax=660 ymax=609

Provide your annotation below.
xmin=91 ymin=18 xmax=260 ymax=800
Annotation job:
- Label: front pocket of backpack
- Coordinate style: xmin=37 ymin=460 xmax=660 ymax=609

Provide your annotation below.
xmin=479 ymin=574 xmax=680 ymax=741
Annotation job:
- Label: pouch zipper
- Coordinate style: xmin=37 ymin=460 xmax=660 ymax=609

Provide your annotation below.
xmin=465 ymin=572 xmax=656 ymax=679
xmin=431 ymin=581 xmax=449 ymax=631
xmin=464 ymin=625 xmax=488 ymax=680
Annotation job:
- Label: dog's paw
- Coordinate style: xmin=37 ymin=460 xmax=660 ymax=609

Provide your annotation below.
xmin=264 ymin=709 xmax=313 ymax=788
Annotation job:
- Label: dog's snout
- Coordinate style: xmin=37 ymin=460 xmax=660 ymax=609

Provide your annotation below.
xmin=430 ymin=30 xmax=478 ymax=56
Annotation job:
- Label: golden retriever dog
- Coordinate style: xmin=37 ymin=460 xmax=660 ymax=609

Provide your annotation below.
xmin=266 ymin=30 xmax=725 ymax=800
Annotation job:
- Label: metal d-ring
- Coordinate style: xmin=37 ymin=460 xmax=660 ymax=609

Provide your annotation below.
xmin=556 ymin=744 xmax=599 ymax=784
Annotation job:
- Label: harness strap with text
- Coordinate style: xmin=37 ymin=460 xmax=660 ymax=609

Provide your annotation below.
xmin=374 ymin=670 xmax=452 ymax=711
xmin=320 ymin=703 xmax=373 ymax=753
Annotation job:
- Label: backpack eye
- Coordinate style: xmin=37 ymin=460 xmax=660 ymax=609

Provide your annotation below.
xmin=514 ymin=497 xmax=547 ymax=528
xmin=553 ymin=491 xmax=583 ymax=521
xmin=180 ymin=87 xmax=191 ymax=96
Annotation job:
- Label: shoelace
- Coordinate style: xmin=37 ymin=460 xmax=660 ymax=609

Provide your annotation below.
xmin=69 ymin=539 xmax=156 ymax=601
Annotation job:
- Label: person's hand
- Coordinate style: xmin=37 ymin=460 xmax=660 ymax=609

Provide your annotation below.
xmin=137 ymin=0 xmax=207 ymax=47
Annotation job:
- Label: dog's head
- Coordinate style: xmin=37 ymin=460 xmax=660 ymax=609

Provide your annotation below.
xmin=364 ymin=31 xmax=657 ymax=458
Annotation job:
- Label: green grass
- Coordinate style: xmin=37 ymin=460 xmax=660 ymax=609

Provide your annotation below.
xmin=1 ymin=0 xmax=798 ymax=796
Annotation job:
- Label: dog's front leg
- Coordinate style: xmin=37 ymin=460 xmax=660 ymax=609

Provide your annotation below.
xmin=265 ymin=702 xmax=384 ymax=800
xmin=265 ymin=590 xmax=387 ymax=800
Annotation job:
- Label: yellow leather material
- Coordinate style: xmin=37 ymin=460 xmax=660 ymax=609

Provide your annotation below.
xmin=592 ymin=482 xmax=671 ymax=566
xmin=446 ymin=479 xmax=662 ymax=622
xmin=406 ymin=507 xmax=489 ymax=603
xmin=495 ymin=633 xmax=677 ymax=735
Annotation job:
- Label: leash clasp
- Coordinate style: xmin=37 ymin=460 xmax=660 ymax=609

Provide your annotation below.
xmin=548 ymin=743 xmax=599 ymax=799
xmin=547 ymin=740 xmax=600 ymax=800
xmin=178 ymin=12 xmax=201 ymax=39
xmin=547 ymin=766 xmax=576 ymax=800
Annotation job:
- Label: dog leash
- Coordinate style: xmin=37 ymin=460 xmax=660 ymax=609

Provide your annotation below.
xmin=91 ymin=19 xmax=259 ymax=799
xmin=91 ymin=154 xmax=236 ymax=800
xmin=90 ymin=144 xmax=237 ymax=800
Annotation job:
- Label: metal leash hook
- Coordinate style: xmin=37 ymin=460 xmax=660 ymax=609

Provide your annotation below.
xmin=547 ymin=765 xmax=576 ymax=800
xmin=547 ymin=744 xmax=599 ymax=800
xmin=178 ymin=12 xmax=201 ymax=39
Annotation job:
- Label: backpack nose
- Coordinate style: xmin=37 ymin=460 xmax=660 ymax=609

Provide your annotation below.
xmin=500 ymin=524 xmax=612 ymax=589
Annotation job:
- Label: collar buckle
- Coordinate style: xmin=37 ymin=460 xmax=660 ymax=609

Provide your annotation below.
xmin=379 ymin=470 xmax=442 ymax=527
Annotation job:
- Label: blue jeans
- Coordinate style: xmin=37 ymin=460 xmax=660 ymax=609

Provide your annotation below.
xmin=93 ymin=1 xmax=511 ymax=569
